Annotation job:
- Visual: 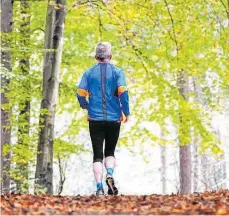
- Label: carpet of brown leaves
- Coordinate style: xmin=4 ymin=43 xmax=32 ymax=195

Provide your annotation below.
xmin=1 ymin=190 xmax=229 ymax=215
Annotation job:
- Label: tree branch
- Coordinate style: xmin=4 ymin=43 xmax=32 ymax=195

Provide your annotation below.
xmin=57 ymin=154 xmax=66 ymax=196
xmin=219 ymin=0 xmax=229 ymax=20
xmin=228 ymin=0 xmax=229 ymax=26
xmin=31 ymin=27 xmax=45 ymax=34
xmin=163 ymin=0 xmax=179 ymax=60
xmin=98 ymin=11 xmax=102 ymax=40
xmin=67 ymin=0 xmax=98 ymax=14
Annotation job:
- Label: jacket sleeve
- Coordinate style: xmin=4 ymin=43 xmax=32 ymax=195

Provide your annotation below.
xmin=76 ymin=72 xmax=89 ymax=109
xmin=117 ymin=70 xmax=130 ymax=116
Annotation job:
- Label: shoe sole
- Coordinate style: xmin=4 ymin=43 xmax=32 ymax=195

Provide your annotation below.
xmin=106 ymin=177 xmax=118 ymax=195
xmin=96 ymin=189 xmax=104 ymax=196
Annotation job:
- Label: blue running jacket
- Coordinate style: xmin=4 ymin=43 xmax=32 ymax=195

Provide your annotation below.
xmin=77 ymin=63 xmax=130 ymax=121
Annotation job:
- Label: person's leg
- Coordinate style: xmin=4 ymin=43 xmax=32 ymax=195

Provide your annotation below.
xmin=93 ymin=162 xmax=103 ymax=191
xmin=104 ymin=121 xmax=121 ymax=195
xmin=104 ymin=122 xmax=120 ymax=174
xmin=105 ymin=156 xmax=115 ymax=177
xmin=89 ymin=121 xmax=105 ymax=194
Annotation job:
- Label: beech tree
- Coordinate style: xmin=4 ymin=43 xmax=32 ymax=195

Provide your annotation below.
xmin=35 ymin=0 xmax=66 ymax=194
xmin=14 ymin=0 xmax=31 ymax=193
xmin=1 ymin=0 xmax=14 ymax=193
xmin=178 ymin=72 xmax=192 ymax=194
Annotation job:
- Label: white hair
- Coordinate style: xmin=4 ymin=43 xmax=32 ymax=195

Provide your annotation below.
xmin=95 ymin=42 xmax=112 ymax=60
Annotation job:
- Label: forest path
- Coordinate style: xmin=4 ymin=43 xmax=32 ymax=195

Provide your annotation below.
xmin=1 ymin=190 xmax=229 ymax=215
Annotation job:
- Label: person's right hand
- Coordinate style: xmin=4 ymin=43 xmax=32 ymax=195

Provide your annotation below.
xmin=123 ymin=115 xmax=129 ymax=123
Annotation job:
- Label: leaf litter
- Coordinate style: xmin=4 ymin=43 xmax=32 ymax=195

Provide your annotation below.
xmin=1 ymin=190 xmax=229 ymax=215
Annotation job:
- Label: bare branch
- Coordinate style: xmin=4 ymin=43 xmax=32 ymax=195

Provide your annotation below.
xmin=31 ymin=28 xmax=45 ymax=34
xmin=228 ymin=0 xmax=229 ymax=26
xmin=57 ymin=154 xmax=66 ymax=196
xmin=163 ymin=0 xmax=179 ymax=60
xmin=98 ymin=11 xmax=102 ymax=40
xmin=67 ymin=0 xmax=98 ymax=14
xmin=219 ymin=0 xmax=229 ymax=20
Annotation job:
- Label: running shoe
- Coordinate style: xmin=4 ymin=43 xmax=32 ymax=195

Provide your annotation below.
xmin=106 ymin=176 xmax=118 ymax=195
xmin=96 ymin=188 xmax=104 ymax=196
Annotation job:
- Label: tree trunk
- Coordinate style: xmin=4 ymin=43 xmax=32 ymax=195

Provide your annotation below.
xmin=35 ymin=0 xmax=66 ymax=194
xmin=193 ymin=76 xmax=209 ymax=191
xmin=1 ymin=0 xmax=14 ymax=194
xmin=57 ymin=154 xmax=66 ymax=196
xmin=193 ymin=142 xmax=199 ymax=192
xmin=178 ymin=71 xmax=192 ymax=194
xmin=224 ymin=99 xmax=229 ymax=189
xmin=15 ymin=0 xmax=31 ymax=193
xmin=160 ymin=130 xmax=166 ymax=194
xmin=216 ymin=129 xmax=226 ymax=189
xmin=179 ymin=145 xmax=191 ymax=194
xmin=192 ymin=77 xmax=202 ymax=192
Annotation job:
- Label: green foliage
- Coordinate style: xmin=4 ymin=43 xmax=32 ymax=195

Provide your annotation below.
xmin=54 ymin=138 xmax=85 ymax=159
xmin=61 ymin=0 xmax=228 ymax=156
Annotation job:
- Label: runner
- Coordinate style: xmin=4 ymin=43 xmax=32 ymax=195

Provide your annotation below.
xmin=77 ymin=42 xmax=130 ymax=195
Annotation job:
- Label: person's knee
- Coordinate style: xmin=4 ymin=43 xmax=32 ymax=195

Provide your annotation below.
xmin=104 ymin=153 xmax=115 ymax=158
xmin=93 ymin=158 xmax=103 ymax=163
xmin=93 ymin=150 xmax=103 ymax=163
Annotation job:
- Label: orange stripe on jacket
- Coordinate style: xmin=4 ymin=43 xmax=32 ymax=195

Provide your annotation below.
xmin=77 ymin=89 xmax=89 ymax=97
xmin=118 ymin=86 xmax=126 ymax=96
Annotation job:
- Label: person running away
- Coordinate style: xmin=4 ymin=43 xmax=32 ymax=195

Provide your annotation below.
xmin=76 ymin=42 xmax=130 ymax=196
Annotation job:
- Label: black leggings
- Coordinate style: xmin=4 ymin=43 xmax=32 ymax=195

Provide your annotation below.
xmin=89 ymin=121 xmax=121 ymax=163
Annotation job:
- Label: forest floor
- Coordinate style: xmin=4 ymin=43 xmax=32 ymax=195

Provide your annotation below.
xmin=1 ymin=190 xmax=229 ymax=215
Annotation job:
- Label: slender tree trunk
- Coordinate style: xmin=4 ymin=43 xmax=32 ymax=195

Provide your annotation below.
xmin=225 ymin=0 xmax=229 ymax=191
xmin=193 ymin=76 xmax=209 ymax=191
xmin=161 ymin=145 xmax=166 ymax=194
xmin=179 ymin=145 xmax=191 ymax=194
xmin=193 ymin=142 xmax=199 ymax=192
xmin=57 ymin=154 xmax=66 ymax=195
xmin=224 ymin=99 xmax=229 ymax=189
xmin=216 ymin=129 xmax=226 ymax=189
xmin=160 ymin=130 xmax=166 ymax=194
xmin=35 ymin=0 xmax=66 ymax=194
xmin=178 ymin=71 xmax=192 ymax=194
xmin=1 ymin=0 xmax=14 ymax=194
xmin=228 ymin=0 xmax=229 ymax=29
xmin=192 ymin=77 xmax=202 ymax=192
xmin=15 ymin=0 xmax=31 ymax=193
xmin=200 ymin=154 xmax=209 ymax=190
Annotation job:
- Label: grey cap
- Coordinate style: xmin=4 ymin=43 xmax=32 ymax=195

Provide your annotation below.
xmin=95 ymin=42 xmax=112 ymax=60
